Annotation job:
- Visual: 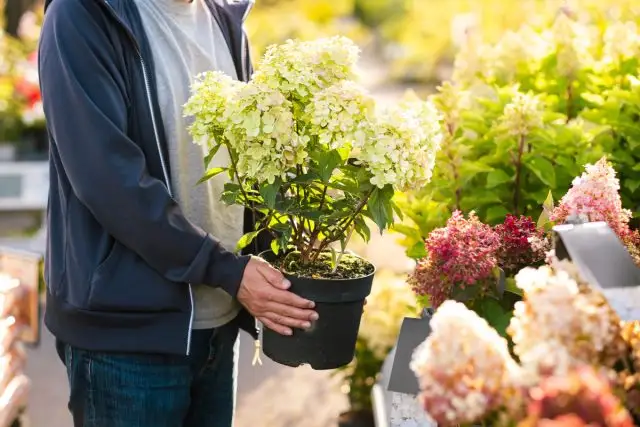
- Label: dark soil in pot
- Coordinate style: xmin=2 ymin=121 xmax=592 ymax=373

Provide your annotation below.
xmin=338 ymin=410 xmax=375 ymax=427
xmin=261 ymin=251 xmax=375 ymax=370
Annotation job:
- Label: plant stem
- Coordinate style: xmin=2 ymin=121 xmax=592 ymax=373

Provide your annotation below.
xmin=227 ymin=146 xmax=253 ymax=210
xmin=445 ymin=123 xmax=462 ymax=210
xmin=331 ymin=224 xmax=356 ymax=274
xmin=513 ymin=134 xmax=526 ymax=216
xmin=304 ymin=184 xmax=330 ymax=256
xmin=318 ymin=184 xmax=329 ymax=211
xmin=312 ymin=187 xmax=374 ymax=262
xmin=565 ymin=81 xmax=574 ymax=122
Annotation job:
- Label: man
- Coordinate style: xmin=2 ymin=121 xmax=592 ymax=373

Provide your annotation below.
xmin=38 ymin=0 xmax=318 ymax=426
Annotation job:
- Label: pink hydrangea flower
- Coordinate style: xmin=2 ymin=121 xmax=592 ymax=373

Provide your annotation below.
xmin=409 ymin=211 xmax=501 ymax=307
xmin=551 ymin=157 xmax=633 ymax=239
xmin=495 ymin=214 xmax=546 ymax=275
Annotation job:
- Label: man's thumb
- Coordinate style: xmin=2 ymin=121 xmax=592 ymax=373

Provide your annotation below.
xmin=260 ymin=264 xmax=291 ymax=290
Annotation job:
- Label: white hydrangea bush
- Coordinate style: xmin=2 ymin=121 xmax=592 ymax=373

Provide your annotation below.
xmin=185 ymin=36 xmax=443 ymax=264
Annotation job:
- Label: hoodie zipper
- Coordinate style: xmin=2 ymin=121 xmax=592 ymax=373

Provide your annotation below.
xmin=100 ymin=0 xmax=194 ymax=355
xmin=240 ymin=1 xmax=253 ymax=82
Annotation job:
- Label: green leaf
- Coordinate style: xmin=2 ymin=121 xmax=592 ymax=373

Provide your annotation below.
xmin=542 ymin=189 xmax=555 ymax=211
xmin=505 ymin=277 xmax=523 ymax=296
xmin=354 ymin=217 xmax=371 ymax=243
xmin=198 ymin=167 xmax=226 ymax=184
xmin=221 ymin=189 xmax=241 ymax=205
xmin=537 ymin=190 xmax=555 ymax=228
xmin=458 ymin=161 xmax=494 ymax=175
xmin=317 ymin=149 xmax=343 ymax=182
xmin=391 ymin=200 xmax=404 ymax=220
xmin=407 ymin=241 xmax=427 ymax=259
xmin=451 ymin=284 xmax=481 ymax=302
xmin=486 ymin=169 xmax=512 ymax=188
xmin=625 ymin=179 xmax=640 ymax=194
xmin=329 ymin=247 xmax=339 ymax=271
xmin=259 ymin=182 xmax=279 ymax=209
xmin=392 ymin=223 xmax=423 ymax=241
xmin=485 ymin=205 xmax=509 ymax=223
xmin=581 ymin=93 xmax=605 ymax=106
xmin=525 ymin=157 xmax=556 ymax=188
xmin=236 ymin=229 xmax=264 ymax=252
xmin=270 ymin=239 xmax=281 ymax=255
xmin=493 ymin=267 xmax=506 ymax=296
xmin=203 ymin=144 xmax=221 ymax=168
xmin=367 ymin=186 xmax=394 ymax=232
xmin=475 ymin=297 xmax=512 ymax=337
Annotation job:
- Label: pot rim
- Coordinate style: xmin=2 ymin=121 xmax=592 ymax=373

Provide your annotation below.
xmin=260 ymin=249 xmax=377 ymax=282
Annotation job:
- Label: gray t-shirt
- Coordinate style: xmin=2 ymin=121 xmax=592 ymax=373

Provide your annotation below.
xmin=135 ymin=0 xmax=243 ymax=329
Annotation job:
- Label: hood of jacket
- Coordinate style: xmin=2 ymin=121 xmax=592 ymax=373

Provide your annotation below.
xmin=45 ymin=0 xmax=254 ymax=23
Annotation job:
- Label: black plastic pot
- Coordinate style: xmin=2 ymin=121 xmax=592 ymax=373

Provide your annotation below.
xmin=260 ymin=251 xmax=375 ymax=370
xmin=338 ymin=410 xmax=375 ymax=427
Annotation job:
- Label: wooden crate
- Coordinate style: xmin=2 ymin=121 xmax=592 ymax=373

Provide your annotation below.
xmin=0 ymin=247 xmax=42 ymax=427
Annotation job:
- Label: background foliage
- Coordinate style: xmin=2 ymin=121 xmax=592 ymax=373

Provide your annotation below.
xmin=394 ymin=8 xmax=640 ymax=255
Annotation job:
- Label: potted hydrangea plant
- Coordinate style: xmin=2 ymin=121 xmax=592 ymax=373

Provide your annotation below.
xmin=185 ymin=36 xmax=442 ymax=369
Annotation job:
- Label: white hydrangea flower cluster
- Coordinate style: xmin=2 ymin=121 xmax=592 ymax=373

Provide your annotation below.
xmin=508 ymin=262 xmax=623 ymax=380
xmin=498 ymin=91 xmax=545 ymax=137
xmin=226 ymin=83 xmax=308 ymax=183
xmin=304 ymin=80 xmax=374 ymax=149
xmin=186 ymin=72 xmax=306 ymax=183
xmin=184 ymin=71 xmax=242 ymax=143
xmin=186 ymin=36 xmax=443 ymax=188
xmin=602 ymin=21 xmax=640 ymax=65
xmin=549 ymin=13 xmax=595 ymax=78
xmin=358 ymin=271 xmax=418 ymax=360
xmin=253 ymin=36 xmax=359 ymax=101
xmin=451 ymin=41 xmax=495 ymax=85
xmin=359 ymin=100 xmax=443 ymax=191
xmin=410 ymin=301 xmax=521 ymax=426
xmin=432 ymin=81 xmax=472 ymax=133
xmin=489 ymin=26 xmax=553 ymax=80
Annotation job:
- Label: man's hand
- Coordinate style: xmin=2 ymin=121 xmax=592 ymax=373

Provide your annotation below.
xmin=237 ymin=257 xmax=318 ymax=336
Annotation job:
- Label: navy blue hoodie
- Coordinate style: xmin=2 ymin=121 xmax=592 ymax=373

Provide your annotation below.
xmin=40 ymin=0 xmax=262 ymax=356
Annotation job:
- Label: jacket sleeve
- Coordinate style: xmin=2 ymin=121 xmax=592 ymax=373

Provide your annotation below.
xmin=39 ymin=0 xmax=249 ymax=296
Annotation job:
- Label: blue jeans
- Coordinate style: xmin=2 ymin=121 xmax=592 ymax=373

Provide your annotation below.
xmin=60 ymin=320 xmax=239 ymax=427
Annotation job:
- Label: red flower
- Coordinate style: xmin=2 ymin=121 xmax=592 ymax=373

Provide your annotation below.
xmin=14 ymin=51 xmax=41 ymax=108
xmin=410 ymin=211 xmax=501 ymax=307
xmin=494 ymin=214 xmax=545 ymax=274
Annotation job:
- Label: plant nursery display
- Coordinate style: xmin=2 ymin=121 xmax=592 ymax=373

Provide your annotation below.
xmin=546 ymin=157 xmax=640 ymax=267
xmin=410 ymin=259 xmax=640 ymax=426
xmin=185 ymin=36 xmax=443 ymax=369
xmin=451 ymin=8 xmax=640 ymax=219
xmin=408 ymin=211 xmax=547 ymax=336
xmin=406 ymin=156 xmax=639 ymax=357
xmin=395 ymin=7 xmax=640 ymax=261
xmin=373 ymin=0 xmax=640 ymax=84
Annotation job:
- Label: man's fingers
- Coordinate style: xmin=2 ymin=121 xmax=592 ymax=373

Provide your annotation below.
xmin=260 ymin=317 xmax=292 ymax=336
xmin=264 ymin=301 xmax=319 ymax=322
xmin=258 ymin=263 xmax=291 ymax=290
xmin=263 ymin=312 xmax=311 ymax=330
xmin=269 ymin=288 xmax=315 ymax=309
